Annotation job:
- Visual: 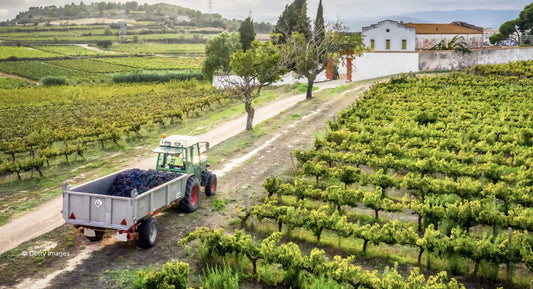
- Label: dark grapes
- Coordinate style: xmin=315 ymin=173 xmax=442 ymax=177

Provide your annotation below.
xmin=108 ymin=169 xmax=181 ymax=197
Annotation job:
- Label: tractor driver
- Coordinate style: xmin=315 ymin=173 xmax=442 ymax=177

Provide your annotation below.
xmin=168 ymin=153 xmax=185 ymax=170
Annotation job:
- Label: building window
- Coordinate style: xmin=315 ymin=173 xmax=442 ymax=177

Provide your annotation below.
xmin=386 ymin=39 xmax=390 ymax=50
xmin=370 ymin=39 xmax=375 ymax=49
xmin=386 ymin=29 xmax=390 ymax=32
xmin=402 ymin=40 xmax=407 ymax=50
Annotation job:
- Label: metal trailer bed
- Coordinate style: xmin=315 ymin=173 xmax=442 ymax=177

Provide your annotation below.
xmin=62 ymin=168 xmax=191 ymax=248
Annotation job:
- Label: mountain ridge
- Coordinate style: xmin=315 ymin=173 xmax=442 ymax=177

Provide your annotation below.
xmin=342 ymin=9 xmax=519 ymax=32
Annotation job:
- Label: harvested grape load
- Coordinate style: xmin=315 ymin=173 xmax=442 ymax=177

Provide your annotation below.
xmin=108 ymin=169 xmax=181 ymax=197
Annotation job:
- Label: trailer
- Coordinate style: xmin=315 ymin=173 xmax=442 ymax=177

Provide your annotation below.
xmin=62 ymin=135 xmax=217 ymax=248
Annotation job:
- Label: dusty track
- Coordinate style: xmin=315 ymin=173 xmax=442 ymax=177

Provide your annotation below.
xmin=0 ymin=72 xmax=40 ymax=85
xmin=6 ymin=79 xmax=373 ymax=289
xmin=0 ymin=79 xmax=348 ymax=255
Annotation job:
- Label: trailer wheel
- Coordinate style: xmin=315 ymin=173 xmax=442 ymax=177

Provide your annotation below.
xmin=86 ymin=230 xmax=105 ymax=242
xmin=138 ymin=218 xmax=158 ymax=249
xmin=205 ymin=173 xmax=217 ymax=196
xmin=179 ymin=177 xmax=200 ymax=213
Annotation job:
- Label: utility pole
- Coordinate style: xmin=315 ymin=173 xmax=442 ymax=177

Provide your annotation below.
xmin=208 ymin=0 xmax=213 ymax=13
xmin=119 ymin=10 xmax=127 ymax=40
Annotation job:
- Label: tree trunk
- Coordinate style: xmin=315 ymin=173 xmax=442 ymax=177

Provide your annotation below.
xmin=36 ymin=167 xmax=43 ymax=177
xmin=418 ymin=247 xmax=424 ymax=266
xmin=306 ymin=77 xmax=315 ymax=99
xmin=245 ymin=100 xmax=254 ymax=131
xmin=363 ymin=239 xmax=369 ymax=254
xmin=473 ymin=260 xmax=479 ymax=277
xmin=251 ymin=258 xmax=257 ymax=275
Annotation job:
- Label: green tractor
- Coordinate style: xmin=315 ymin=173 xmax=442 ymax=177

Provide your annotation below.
xmin=153 ymin=135 xmax=217 ymax=212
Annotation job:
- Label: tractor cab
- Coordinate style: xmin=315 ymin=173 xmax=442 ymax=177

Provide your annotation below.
xmin=153 ymin=135 xmax=210 ymax=179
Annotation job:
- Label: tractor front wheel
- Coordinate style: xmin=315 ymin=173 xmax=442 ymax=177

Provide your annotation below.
xmin=205 ymin=173 xmax=217 ymax=196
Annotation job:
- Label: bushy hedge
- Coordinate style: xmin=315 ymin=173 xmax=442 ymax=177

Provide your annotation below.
xmin=41 ymin=76 xmax=67 ymax=86
xmin=97 ymin=40 xmax=112 ymax=48
xmin=112 ymin=70 xmax=203 ymax=83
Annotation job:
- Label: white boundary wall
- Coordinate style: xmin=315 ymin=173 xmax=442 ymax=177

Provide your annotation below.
xmin=213 ymin=47 xmax=533 ymax=88
xmin=344 ymin=52 xmax=419 ymax=81
xmin=419 ymin=46 xmax=533 ymax=71
xmin=213 ymin=71 xmax=327 ymax=89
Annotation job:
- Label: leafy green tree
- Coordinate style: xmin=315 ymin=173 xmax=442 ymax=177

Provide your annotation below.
xmin=490 ymin=3 xmax=533 ymax=44
xmin=272 ymin=0 xmax=311 ymax=43
xmin=104 ymin=26 xmax=113 ymax=36
xmin=226 ymin=40 xmax=285 ymax=131
xmin=490 ymin=21 xmax=519 ymax=44
xmin=239 ymin=17 xmax=256 ymax=51
xmin=202 ymin=32 xmax=241 ymax=82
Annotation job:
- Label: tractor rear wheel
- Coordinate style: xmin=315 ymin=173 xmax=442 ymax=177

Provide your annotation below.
xmin=179 ymin=176 xmax=200 ymax=213
xmin=205 ymin=173 xmax=217 ymax=196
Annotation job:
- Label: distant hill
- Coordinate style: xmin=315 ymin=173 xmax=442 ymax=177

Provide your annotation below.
xmin=0 ymin=2 xmax=272 ymax=33
xmin=344 ymin=9 xmax=519 ymax=32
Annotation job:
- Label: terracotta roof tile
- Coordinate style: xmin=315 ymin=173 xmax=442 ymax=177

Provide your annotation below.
xmin=405 ymin=23 xmax=483 ymax=34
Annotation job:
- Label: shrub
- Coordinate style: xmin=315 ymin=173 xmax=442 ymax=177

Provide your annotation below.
xmin=259 ymin=263 xmax=284 ymax=287
xmin=211 ymin=198 xmax=226 ymax=211
xmin=41 ymin=76 xmax=67 ymax=86
xmin=97 ymin=40 xmax=112 ymax=48
xmin=308 ymin=277 xmax=344 ymax=289
xmin=134 ymin=261 xmax=189 ymax=289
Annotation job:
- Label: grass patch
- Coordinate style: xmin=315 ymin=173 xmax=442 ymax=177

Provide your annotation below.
xmin=292 ymin=83 xmax=318 ymax=94
xmin=81 ymin=160 xmax=111 ymax=171
xmin=211 ymin=198 xmax=226 ymax=212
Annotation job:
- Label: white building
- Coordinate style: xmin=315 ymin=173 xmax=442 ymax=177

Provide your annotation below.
xmin=483 ymin=28 xmax=499 ymax=46
xmin=362 ymin=20 xmax=416 ymax=51
xmin=362 ymin=20 xmax=483 ymax=51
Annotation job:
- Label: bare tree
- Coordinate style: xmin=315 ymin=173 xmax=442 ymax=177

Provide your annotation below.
xmin=222 ymin=40 xmax=286 ymax=131
xmin=283 ymin=23 xmax=364 ymax=99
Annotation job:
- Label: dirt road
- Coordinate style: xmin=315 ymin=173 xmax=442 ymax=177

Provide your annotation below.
xmin=0 ymin=72 xmax=40 ymax=85
xmin=2 ymin=79 xmax=373 ymax=289
xmin=0 ymin=79 xmax=347 ymax=255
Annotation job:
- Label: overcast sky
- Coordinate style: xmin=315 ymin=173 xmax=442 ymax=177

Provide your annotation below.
xmin=0 ymin=0 xmax=530 ymax=22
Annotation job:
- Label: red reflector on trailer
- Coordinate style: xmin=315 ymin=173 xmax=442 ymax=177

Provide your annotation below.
xmin=69 ymin=213 xmax=76 ymax=219
xmin=121 ymin=219 xmax=127 ymax=226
